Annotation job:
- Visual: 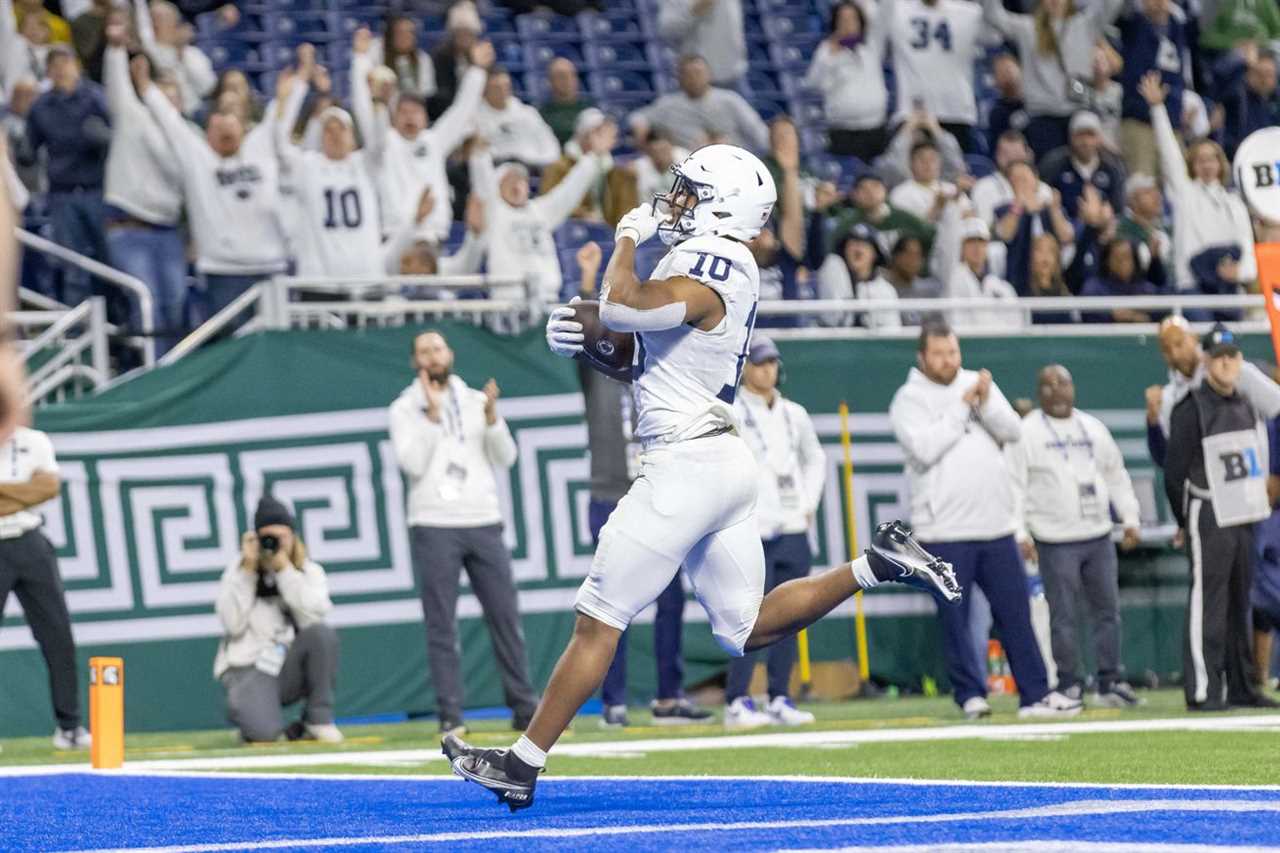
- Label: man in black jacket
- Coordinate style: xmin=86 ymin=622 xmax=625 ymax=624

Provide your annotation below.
xmin=1165 ymin=324 xmax=1280 ymax=711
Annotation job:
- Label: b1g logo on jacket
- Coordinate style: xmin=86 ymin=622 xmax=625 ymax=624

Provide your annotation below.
xmin=1220 ymin=447 xmax=1263 ymax=482
xmin=1233 ymin=127 xmax=1280 ymax=222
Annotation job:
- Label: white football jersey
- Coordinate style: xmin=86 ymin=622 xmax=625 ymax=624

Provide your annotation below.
xmin=633 ymin=235 xmax=760 ymax=443
xmin=888 ymin=0 xmax=984 ymax=125
xmin=287 ymin=151 xmax=384 ymax=279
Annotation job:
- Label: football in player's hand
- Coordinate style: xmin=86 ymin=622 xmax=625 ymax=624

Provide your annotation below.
xmin=571 ymin=300 xmax=635 ymax=382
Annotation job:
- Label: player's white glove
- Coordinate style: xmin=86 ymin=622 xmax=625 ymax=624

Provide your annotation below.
xmin=545 ymin=296 xmax=584 ymax=358
xmin=615 ymin=205 xmax=660 ymax=246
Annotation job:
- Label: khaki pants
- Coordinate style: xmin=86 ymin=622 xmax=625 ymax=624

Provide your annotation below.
xmin=1121 ymin=119 xmax=1171 ymax=182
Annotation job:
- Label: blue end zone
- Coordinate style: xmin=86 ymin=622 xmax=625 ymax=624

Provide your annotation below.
xmin=7 ymin=775 xmax=1280 ymax=851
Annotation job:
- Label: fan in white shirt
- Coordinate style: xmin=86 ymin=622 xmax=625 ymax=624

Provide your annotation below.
xmin=931 ymin=201 xmax=1020 ymax=329
xmin=350 ymin=28 xmax=494 ymax=242
xmin=133 ymin=0 xmax=216 ymax=115
xmin=472 ymin=67 xmax=561 ymax=169
xmin=887 ymin=137 xmax=966 ymax=222
xmin=883 ymin=0 xmax=991 ymax=131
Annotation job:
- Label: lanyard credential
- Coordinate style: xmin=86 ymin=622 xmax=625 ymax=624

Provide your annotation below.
xmin=1041 ymin=413 xmax=1093 ymax=462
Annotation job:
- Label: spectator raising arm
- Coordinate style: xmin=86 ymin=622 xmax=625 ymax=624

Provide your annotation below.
xmin=1145 ymin=74 xmax=1190 ymax=202
xmin=431 ymin=40 xmax=495 ymax=155
xmin=529 ymin=123 xmax=615 ymax=228
xmin=134 ymin=0 xmax=216 ymax=113
xmin=349 ymin=28 xmax=390 ymax=163
xmin=141 ymin=64 xmax=212 ymax=171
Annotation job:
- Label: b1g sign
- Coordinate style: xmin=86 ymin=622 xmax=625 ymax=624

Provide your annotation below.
xmin=1234 ymin=127 xmax=1280 ymax=223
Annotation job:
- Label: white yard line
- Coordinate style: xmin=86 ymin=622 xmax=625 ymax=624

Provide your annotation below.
xmin=5 ymin=714 xmax=1280 ymax=777
xmin=57 ymin=799 xmax=1280 ymax=853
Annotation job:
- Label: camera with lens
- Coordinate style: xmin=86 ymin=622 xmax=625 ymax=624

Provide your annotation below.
xmin=259 ymin=534 xmax=280 ymax=555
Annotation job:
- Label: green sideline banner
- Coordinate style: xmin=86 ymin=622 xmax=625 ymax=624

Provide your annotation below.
xmin=1 ymin=324 xmax=1266 ymax=736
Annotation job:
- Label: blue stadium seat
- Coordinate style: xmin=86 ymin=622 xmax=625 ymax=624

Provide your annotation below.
xmin=798 ymin=124 xmax=827 ymax=156
xmin=555 ymin=220 xmax=613 ymax=249
xmin=583 ymin=41 xmax=649 ymax=71
xmin=331 ymin=0 xmax=386 ymax=9
xmin=203 ymin=38 xmax=255 ymax=70
xmin=516 ymin=13 xmax=582 ymax=41
xmin=198 ymin=10 xmax=271 ymax=41
xmin=645 ymin=42 xmax=678 ymax=74
xmin=522 ymin=40 xmax=584 ymax=71
xmin=483 ymin=14 xmax=517 ymax=34
xmin=338 ymin=11 xmax=387 ymax=37
xmin=588 ymin=69 xmax=655 ymax=101
xmin=488 ymin=36 xmax=527 ymax=71
xmin=965 ymin=153 xmax=996 ymax=178
xmin=327 ymin=41 xmax=353 ymax=71
xmin=272 ymin=12 xmax=336 ymax=42
xmin=768 ymin=41 xmax=812 ymax=72
xmin=753 ymin=97 xmax=789 ymax=121
xmin=745 ymin=69 xmax=785 ymax=99
xmin=762 ymin=12 xmax=824 ymax=39
xmin=260 ymin=41 xmax=301 ymax=69
xmin=579 ymin=13 xmax=646 ymax=41
xmin=744 ymin=12 xmax=766 ymax=38
xmin=654 ymin=70 xmax=679 ymax=94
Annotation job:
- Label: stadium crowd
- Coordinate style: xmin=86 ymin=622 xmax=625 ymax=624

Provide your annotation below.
xmin=4 ymin=0 xmax=1280 ymax=743
xmin=2 ymin=0 xmax=1278 ymax=354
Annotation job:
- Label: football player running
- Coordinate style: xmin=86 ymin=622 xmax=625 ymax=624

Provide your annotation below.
xmin=443 ymin=144 xmax=961 ymax=810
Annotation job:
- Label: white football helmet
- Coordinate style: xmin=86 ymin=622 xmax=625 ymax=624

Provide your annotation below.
xmin=654 ymin=144 xmax=778 ymax=246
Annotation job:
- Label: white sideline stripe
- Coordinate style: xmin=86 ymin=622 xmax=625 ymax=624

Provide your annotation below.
xmin=788 ymin=840 xmax=1280 ymax=845
xmin=5 ymin=714 xmax=1280 ymax=777
xmin=9 ymin=771 xmax=1280 ymax=794
xmin=57 ymin=799 xmax=1280 ymax=853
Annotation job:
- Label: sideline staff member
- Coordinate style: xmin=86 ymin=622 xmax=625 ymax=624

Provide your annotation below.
xmin=0 ymin=425 xmax=88 ymax=749
xmin=1012 ymin=365 xmax=1143 ymax=707
xmin=725 ymin=335 xmax=826 ymax=728
xmin=389 ymin=330 xmax=539 ymax=736
xmin=1165 ymin=325 xmax=1280 ymax=711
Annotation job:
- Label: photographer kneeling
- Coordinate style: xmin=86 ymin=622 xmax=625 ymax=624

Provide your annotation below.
xmin=213 ymin=496 xmax=343 ymax=743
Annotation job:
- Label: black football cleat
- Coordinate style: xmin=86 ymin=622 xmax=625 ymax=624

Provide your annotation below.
xmin=442 ymin=733 xmax=540 ymax=812
xmin=866 ymin=521 xmax=962 ymax=604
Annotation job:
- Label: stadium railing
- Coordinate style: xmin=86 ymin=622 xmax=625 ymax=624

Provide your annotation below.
xmin=16 ymin=297 xmax=111 ymax=405
xmin=16 ymin=229 xmax=156 ymax=368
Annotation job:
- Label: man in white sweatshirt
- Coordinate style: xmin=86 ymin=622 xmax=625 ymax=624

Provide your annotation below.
xmin=1011 ymin=364 xmax=1144 ymax=708
xmin=101 ymin=28 xmax=187 ymax=354
xmin=140 ymin=57 xmax=289 ymax=323
xmin=889 ymin=321 xmax=1082 ymax=719
xmin=472 ymin=67 xmax=560 ymax=170
xmin=724 ymin=335 xmax=827 ymax=729
xmin=388 ymin=330 xmax=538 ymax=736
xmin=214 ymin=495 xmax=342 ymax=744
xmin=657 ymin=0 xmax=747 ymax=89
xmin=469 ymin=124 xmax=616 ymax=308
xmin=350 ymin=28 xmax=494 ymax=242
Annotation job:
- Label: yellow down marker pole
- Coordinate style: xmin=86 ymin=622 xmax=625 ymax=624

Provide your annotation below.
xmin=89 ymin=657 xmax=124 ymax=768
xmin=839 ymin=402 xmax=871 ymax=683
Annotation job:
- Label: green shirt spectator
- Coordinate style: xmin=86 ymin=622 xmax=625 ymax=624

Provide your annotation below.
xmin=538 ymin=57 xmax=593 ymax=145
xmin=827 ymin=173 xmax=935 ymax=258
xmin=1200 ymin=0 xmax=1280 ymax=52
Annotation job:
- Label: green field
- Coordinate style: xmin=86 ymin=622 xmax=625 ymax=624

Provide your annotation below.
xmin=7 ymin=689 xmax=1280 ymax=787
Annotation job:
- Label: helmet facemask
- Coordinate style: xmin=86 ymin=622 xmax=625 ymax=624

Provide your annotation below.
xmin=654 ymin=168 xmax=716 ymax=246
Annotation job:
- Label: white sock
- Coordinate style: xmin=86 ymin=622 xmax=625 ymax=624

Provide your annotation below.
xmin=849 ymin=555 xmax=880 ymax=589
xmin=511 ymin=735 xmax=547 ymax=769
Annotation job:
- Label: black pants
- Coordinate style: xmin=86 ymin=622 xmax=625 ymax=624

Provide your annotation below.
xmin=409 ymin=524 xmax=538 ymax=723
xmin=724 ymin=532 xmax=813 ymax=701
xmin=1185 ymin=496 xmax=1260 ymax=708
xmin=827 ymin=127 xmax=890 ymax=162
xmin=0 ymin=530 xmax=80 ymax=729
xmin=940 ymin=122 xmax=978 ymax=155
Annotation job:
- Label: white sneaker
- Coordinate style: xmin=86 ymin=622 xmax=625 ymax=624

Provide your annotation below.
xmin=304 ymin=723 xmax=344 ymax=744
xmin=724 ymin=697 xmax=773 ymax=730
xmin=767 ymin=695 xmax=815 ymax=726
xmin=1017 ymin=690 xmax=1084 ymax=719
xmin=52 ymin=726 xmax=91 ymax=750
xmin=962 ymin=697 xmax=992 ymax=720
